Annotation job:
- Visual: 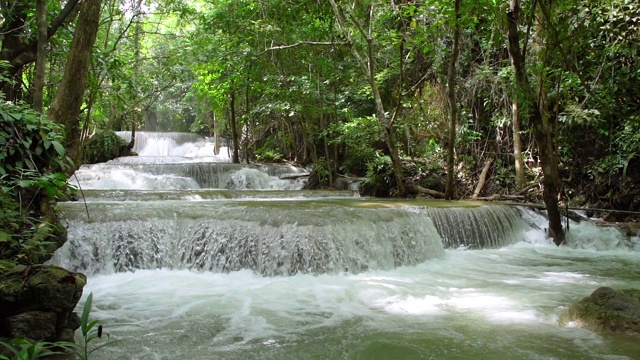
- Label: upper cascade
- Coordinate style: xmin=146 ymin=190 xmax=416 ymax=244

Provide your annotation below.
xmin=116 ymin=131 xmax=232 ymax=160
xmin=71 ymin=132 xmax=309 ymax=191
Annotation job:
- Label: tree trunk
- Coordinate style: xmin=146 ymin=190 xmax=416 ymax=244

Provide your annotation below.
xmin=512 ymin=101 xmax=525 ymax=189
xmin=47 ymin=0 xmax=102 ymax=168
xmin=472 ymin=157 xmax=493 ymax=200
xmin=328 ymin=0 xmax=406 ymax=194
xmin=444 ymin=0 xmax=462 ymax=200
xmin=229 ymin=89 xmax=240 ymax=163
xmin=1 ymin=0 xmax=80 ymax=101
xmin=32 ymin=0 xmax=47 ymax=112
xmin=1 ymin=2 xmax=27 ymax=101
xmin=507 ymin=0 xmax=564 ymax=246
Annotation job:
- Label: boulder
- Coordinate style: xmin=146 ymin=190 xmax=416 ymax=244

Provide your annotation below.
xmin=0 ymin=265 xmax=86 ymax=344
xmin=81 ymin=130 xmax=134 ymax=164
xmin=567 ymin=286 xmax=640 ymax=335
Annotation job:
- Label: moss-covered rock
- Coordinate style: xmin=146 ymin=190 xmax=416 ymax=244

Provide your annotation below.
xmin=81 ymin=130 xmax=134 ymax=164
xmin=567 ymin=287 xmax=640 ymax=335
xmin=0 ymin=265 xmax=86 ymax=343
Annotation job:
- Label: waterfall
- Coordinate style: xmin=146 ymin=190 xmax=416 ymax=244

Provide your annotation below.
xmin=411 ymin=205 xmax=528 ymax=249
xmin=116 ymin=131 xmax=211 ymax=155
xmin=51 ymin=133 xmax=640 ymax=360
xmin=53 ymin=201 xmax=446 ymax=276
xmin=72 ymin=162 xmax=309 ymax=190
xmin=62 ymin=131 xmax=538 ymax=277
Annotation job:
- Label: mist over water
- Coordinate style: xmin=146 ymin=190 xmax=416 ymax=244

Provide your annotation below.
xmin=54 ymin=132 xmax=640 ymax=359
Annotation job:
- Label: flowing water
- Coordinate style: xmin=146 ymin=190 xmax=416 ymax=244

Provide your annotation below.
xmin=52 ymin=132 xmax=640 ymax=359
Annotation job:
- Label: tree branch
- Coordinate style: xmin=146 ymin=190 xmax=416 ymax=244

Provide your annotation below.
xmin=254 ymin=41 xmax=347 ymax=56
xmin=9 ymin=0 xmax=80 ymax=68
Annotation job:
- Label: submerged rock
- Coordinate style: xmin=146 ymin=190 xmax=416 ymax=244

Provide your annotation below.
xmin=568 ymin=287 xmax=640 ymax=335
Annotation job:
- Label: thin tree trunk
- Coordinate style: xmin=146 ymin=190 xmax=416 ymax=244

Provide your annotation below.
xmin=319 ymin=71 xmax=333 ymax=186
xmin=507 ymin=0 xmax=564 ymax=246
xmin=513 ymin=101 xmax=525 ymax=189
xmin=245 ymin=67 xmax=251 ymax=164
xmin=213 ymin=112 xmax=220 ymax=155
xmin=32 ymin=0 xmax=47 ymax=112
xmin=48 ymin=0 xmax=102 ymax=169
xmin=229 ymin=89 xmax=240 ymax=163
xmin=444 ymin=0 xmax=462 ymax=200
xmin=1 ymin=0 xmax=80 ymax=101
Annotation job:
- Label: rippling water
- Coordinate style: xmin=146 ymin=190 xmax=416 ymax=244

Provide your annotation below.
xmin=69 ymin=235 xmax=640 ymax=360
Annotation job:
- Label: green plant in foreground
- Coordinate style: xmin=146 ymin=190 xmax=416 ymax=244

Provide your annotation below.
xmin=76 ymin=292 xmax=119 ymax=360
xmin=0 ymin=338 xmax=76 ymax=360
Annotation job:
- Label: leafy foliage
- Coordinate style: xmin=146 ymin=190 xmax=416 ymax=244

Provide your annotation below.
xmin=76 ymin=292 xmax=119 ymax=360
xmin=0 ymin=338 xmax=76 ymax=360
xmin=0 ymin=102 xmax=73 ymax=265
xmin=330 ymin=116 xmax=383 ymax=175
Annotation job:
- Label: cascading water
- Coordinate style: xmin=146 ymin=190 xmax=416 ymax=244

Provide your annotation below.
xmin=51 ymin=132 xmax=640 ymax=359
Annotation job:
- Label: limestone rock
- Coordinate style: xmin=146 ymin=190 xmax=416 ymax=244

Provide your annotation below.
xmin=0 ymin=265 xmax=86 ymax=343
xmin=7 ymin=311 xmax=57 ymax=340
xmin=81 ymin=130 xmax=134 ymax=164
xmin=568 ymin=287 xmax=640 ymax=335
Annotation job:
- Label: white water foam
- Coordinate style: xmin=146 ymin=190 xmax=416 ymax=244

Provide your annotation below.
xmin=226 ymin=168 xmax=306 ymax=190
xmin=117 ymin=131 xmax=232 ymax=161
xmin=70 ymin=167 xmax=201 ymax=190
xmin=75 ymin=240 xmax=640 ymax=360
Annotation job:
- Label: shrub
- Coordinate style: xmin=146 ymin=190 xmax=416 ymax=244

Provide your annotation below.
xmin=0 ymin=101 xmax=73 ymax=265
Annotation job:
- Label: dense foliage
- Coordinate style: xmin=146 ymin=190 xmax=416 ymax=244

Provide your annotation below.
xmin=0 ymin=101 xmax=72 ymax=268
xmin=1 ymin=0 xmax=638 ymax=215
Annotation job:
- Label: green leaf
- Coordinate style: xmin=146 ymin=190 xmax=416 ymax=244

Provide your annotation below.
xmin=0 ymin=231 xmax=12 ymax=243
xmin=25 ymin=158 xmax=35 ymax=170
xmin=52 ymin=141 xmax=65 ymax=157
xmin=81 ymin=293 xmax=94 ymax=336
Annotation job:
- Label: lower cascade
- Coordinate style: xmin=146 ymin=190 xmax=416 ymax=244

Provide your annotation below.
xmin=53 ymin=199 xmax=532 ymax=276
xmin=49 ymin=132 xmax=640 ymax=360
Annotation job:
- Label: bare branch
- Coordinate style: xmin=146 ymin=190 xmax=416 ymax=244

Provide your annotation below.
xmin=254 ymin=41 xmax=347 ymax=56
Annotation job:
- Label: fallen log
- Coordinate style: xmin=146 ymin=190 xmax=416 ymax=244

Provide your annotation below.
xmin=410 ymin=184 xmax=445 ymax=198
xmin=476 ymin=194 xmax=525 ymax=201
xmin=517 ymin=182 xmax=539 ymax=195
xmin=279 ymin=173 xmax=310 ymax=180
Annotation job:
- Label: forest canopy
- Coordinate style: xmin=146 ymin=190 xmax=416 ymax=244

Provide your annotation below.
xmin=1 ymin=0 xmax=639 ymax=241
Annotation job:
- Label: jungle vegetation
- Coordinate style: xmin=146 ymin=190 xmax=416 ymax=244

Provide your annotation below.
xmin=1 ymin=0 xmax=639 ymax=248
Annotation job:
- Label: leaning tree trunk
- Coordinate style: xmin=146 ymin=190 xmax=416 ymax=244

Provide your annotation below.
xmin=1 ymin=0 xmax=80 ymax=101
xmin=328 ymin=0 xmax=406 ymax=194
xmin=507 ymin=0 xmax=564 ymax=246
xmin=48 ymin=0 xmax=102 ymax=168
